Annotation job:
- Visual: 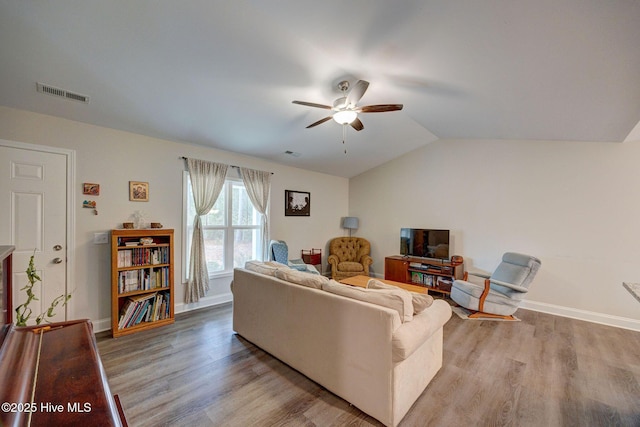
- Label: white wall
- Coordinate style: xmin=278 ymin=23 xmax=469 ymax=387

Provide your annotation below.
xmin=350 ymin=138 xmax=640 ymax=329
xmin=4 ymin=104 xmax=638 ymax=330
xmin=0 ymin=106 xmax=348 ymax=331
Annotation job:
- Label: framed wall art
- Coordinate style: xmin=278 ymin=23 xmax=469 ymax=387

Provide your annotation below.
xmin=129 ymin=181 xmax=149 ymax=202
xmin=285 ymin=190 xmax=310 ymax=216
xmin=83 ymin=183 xmax=100 ymax=195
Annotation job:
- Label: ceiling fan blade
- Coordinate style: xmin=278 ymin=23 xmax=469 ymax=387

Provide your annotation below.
xmin=292 ymin=100 xmax=333 ymax=110
xmin=350 ymin=117 xmax=364 ymax=131
xmin=306 ymin=116 xmax=333 ymax=128
xmin=359 ymin=104 xmax=404 ymax=113
xmin=346 ymin=80 xmax=369 ymax=107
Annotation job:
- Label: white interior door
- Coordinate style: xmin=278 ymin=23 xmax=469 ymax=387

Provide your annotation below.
xmin=0 ymin=144 xmax=68 ymax=324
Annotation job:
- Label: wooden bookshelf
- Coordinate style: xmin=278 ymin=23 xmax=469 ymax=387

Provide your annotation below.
xmin=111 ymin=229 xmax=174 ymax=337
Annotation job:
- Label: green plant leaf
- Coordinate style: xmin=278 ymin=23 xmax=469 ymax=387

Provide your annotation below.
xmin=17 ymin=251 xmax=72 ymax=326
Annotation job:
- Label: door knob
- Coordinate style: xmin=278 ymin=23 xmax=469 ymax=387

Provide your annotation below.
xmin=53 ymin=257 xmax=63 ymax=264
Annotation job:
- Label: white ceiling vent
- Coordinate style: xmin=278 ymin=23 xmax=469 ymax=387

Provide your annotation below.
xmin=36 ymin=82 xmax=89 ymax=104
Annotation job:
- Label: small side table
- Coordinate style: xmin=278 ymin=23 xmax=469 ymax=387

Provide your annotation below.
xmin=301 ymin=249 xmax=322 ymax=274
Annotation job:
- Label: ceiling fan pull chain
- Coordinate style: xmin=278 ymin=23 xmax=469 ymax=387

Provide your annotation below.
xmin=343 ymin=124 xmax=347 ymax=154
xmin=292 ymin=79 xmax=402 ymax=153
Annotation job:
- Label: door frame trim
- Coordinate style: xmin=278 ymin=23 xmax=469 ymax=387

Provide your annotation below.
xmin=0 ymin=138 xmax=76 ymax=321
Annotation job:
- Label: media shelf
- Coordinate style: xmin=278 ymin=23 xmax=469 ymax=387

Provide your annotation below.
xmin=110 ymin=229 xmax=175 ymax=337
xmin=384 ymin=255 xmax=464 ymax=296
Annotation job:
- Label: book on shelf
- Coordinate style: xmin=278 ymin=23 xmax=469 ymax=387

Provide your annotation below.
xmin=424 ymin=274 xmax=434 ymax=286
xmin=410 ymin=271 xmax=436 ymax=286
xmin=117 ymin=291 xmax=170 ymax=330
xmin=117 ymin=300 xmax=133 ymax=329
xmin=118 ymin=266 xmax=169 ymax=294
xmin=117 ymin=246 xmax=169 ymax=268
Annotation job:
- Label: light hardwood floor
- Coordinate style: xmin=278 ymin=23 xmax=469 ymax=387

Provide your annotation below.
xmin=97 ymin=303 xmax=640 ymax=427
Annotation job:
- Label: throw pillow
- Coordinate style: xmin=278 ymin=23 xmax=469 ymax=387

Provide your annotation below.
xmin=274 ymin=268 xmax=328 ymax=289
xmin=367 ymin=279 xmax=434 ymax=314
xmin=322 ymin=279 xmax=413 ymax=323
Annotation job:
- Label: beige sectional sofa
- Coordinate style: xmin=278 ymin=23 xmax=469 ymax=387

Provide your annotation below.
xmin=231 ymin=261 xmax=452 ymax=427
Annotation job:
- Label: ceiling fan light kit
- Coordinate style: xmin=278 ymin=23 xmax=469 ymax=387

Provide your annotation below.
xmin=292 ymin=79 xmax=403 ymax=132
xmin=333 ymin=110 xmax=358 ymax=124
xmin=292 ymin=79 xmax=403 ymax=154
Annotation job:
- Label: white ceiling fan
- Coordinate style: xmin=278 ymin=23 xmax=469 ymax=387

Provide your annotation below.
xmin=292 ymin=80 xmax=403 ymax=132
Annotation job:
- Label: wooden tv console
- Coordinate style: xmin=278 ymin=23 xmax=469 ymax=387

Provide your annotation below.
xmin=384 ymin=255 xmax=464 ymax=296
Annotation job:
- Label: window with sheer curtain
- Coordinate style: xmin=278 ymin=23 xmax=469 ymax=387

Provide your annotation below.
xmin=183 ymin=172 xmax=262 ymax=280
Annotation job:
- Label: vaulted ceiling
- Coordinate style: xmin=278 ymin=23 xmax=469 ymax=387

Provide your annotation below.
xmin=1 ymin=1 xmax=639 ymax=177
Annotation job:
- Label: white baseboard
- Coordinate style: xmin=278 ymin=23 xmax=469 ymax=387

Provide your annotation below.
xmin=520 ymin=300 xmax=640 ymax=332
xmin=175 ymin=292 xmax=232 ymax=314
xmin=93 ymin=291 xmax=640 ymax=334
xmin=93 ymin=318 xmax=112 ymax=334
xmin=92 ymin=292 xmax=233 ymax=335
xmin=372 ymin=272 xmax=640 ymax=332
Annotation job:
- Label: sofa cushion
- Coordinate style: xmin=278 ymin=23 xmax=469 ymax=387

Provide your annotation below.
xmin=367 ymin=279 xmax=434 ymax=314
xmin=244 ymin=260 xmax=288 ymax=276
xmin=264 ymin=261 xmax=290 ymax=269
xmin=411 ymin=293 xmax=434 ymax=313
xmin=274 ymin=268 xmax=329 ymax=289
xmin=322 ymin=279 xmax=413 ymax=323
xmin=338 ymin=261 xmax=365 ymax=273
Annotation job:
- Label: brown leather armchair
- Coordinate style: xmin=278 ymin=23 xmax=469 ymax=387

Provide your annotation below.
xmin=328 ymin=237 xmax=373 ymax=280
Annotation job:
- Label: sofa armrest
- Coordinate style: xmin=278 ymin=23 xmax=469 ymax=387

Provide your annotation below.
xmin=392 ymin=299 xmax=452 ymax=362
xmin=327 ymin=254 xmax=339 ymax=275
xmin=361 ymin=255 xmax=373 ymax=275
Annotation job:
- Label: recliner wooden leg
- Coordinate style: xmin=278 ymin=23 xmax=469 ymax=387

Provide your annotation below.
xmin=467 ymin=311 xmax=517 ymax=321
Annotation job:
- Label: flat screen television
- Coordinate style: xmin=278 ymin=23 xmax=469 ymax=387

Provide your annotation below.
xmin=400 ymin=228 xmax=450 ymax=260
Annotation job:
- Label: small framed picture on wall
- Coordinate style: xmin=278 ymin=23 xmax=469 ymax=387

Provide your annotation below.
xmin=285 ymin=190 xmax=310 ymax=216
xmin=129 ymin=181 xmax=149 ymax=202
xmin=82 ymin=183 xmax=100 ymax=195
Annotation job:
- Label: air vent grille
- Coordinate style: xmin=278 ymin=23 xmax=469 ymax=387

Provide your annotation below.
xmin=36 ymin=82 xmax=89 ymax=104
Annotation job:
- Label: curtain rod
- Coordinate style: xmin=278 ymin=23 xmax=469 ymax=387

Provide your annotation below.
xmin=180 ymin=156 xmax=273 ymax=174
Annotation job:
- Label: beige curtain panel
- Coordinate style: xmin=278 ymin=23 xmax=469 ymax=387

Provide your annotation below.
xmin=186 ymin=158 xmax=228 ymax=303
xmin=240 ymin=167 xmax=271 ymax=260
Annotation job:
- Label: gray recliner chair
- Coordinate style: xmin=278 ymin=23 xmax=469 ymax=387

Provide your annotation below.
xmin=450 ymin=252 xmax=541 ymax=320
